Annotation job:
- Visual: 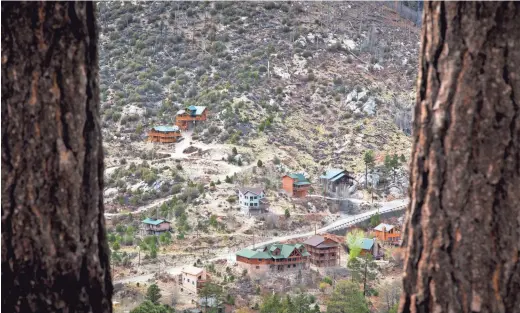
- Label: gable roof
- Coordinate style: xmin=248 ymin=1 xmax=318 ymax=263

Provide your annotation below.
xmin=374 ymin=223 xmax=395 ymax=232
xmin=355 ymin=238 xmax=375 ymax=250
xmin=303 ymin=235 xmax=325 ymax=247
xmin=236 ymin=243 xmax=310 ymax=260
xmin=152 ymin=125 xmax=180 ymax=132
xmin=142 ymin=218 xmax=169 ymax=225
xmin=238 ymin=187 xmax=264 ymax=196
xmin=320 ymin=168 xmax=345 ymax=180
xmin=284 ymin=173 xmax=310 ymax=184
xmin=187 ymin=105 xmax=206 ymax=115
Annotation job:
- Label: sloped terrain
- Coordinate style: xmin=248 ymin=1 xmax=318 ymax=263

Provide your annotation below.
xmin=98 ymin=1 xmax=419 ymax=178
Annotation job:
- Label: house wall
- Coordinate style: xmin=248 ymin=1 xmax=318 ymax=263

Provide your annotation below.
xmin=282 ymin=177 xmax=294 ymax=195
xmin=182 ymin=271 xmax=206 ymax=294
xmin=293 ymin=188 xmax=309 ymax=198
xmin=238 ymin=191 xmax=264 ymax=210
xmin=374 ymin=229 xmax=401 ymax=242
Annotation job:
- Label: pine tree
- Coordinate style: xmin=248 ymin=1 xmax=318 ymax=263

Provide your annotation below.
xmin=146 ymin=284 xmax=162 ymax=304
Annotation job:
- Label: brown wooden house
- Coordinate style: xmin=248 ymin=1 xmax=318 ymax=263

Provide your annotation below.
xmin=303 ymin=234 xmax=341 ymax=267
xmin=236 ymin=243 xmax=310 ymax=276
xmin=373 ymin=223 xmax=401 ymax=245
xmin=175 ymin=105 xmax=207 ymax=130
xmin=282 ymin=173 xmax=311 ymax=198
xmin=147 ymin=125 xmax=182 ymax=143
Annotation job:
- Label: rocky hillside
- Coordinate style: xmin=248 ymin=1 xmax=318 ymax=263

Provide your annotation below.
xmin=98 ymin=1 xmax=419 ymax=177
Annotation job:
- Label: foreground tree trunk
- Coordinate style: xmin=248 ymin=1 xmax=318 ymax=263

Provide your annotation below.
xmin=399 ymin=2 xmax=520 ymax=313
xmin=2 ymin=2 xmax=113 ymax=312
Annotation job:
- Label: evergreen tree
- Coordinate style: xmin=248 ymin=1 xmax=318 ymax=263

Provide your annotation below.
xmin=130 ymin=301 xmax=173 ymax=313
xmin=347 ymin=255 xmax=379 ymax=296
xmin=257 ymin=160 xmax=263 ymax=167
xmin=146 ymin=284 xmax=162 ymax=304
xmin=363 ymin=150 xmax=375 ymax=189
xmin=285 ymin=209 xmax=291 ymax=218
xmin=326 ymin=281 xmax=369 ymax=313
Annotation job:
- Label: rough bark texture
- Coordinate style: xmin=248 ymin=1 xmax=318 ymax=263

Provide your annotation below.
xmin=399 ymin=2 xmax=520 ymax=313
xmin=1 ymin=2 xmax=112 ymax=312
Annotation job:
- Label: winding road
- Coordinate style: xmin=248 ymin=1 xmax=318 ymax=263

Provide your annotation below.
xmin=114 ymin=198 xmax=409 ymax=284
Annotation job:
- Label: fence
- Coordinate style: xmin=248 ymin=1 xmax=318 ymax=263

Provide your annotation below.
xmin=382 ymin=1 xmax=422 ymax=26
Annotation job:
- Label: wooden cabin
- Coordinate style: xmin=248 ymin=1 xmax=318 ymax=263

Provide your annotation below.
xmin=282 ymin=173 xmax=311 ymax=198
xmin=236 ymin=243 xmax=310 ymax=276
xmin=319 ymin=168 xmax=354 ymax=192
xmin=303 ymin=235 xmax=341 ymax=267
xmin=147 ymin=125 xmax=182 ymax=143
xmin=175 ymin=105 xmax=208 ymax=130
xmin=373 ymin=223 xmax=401 ymax=244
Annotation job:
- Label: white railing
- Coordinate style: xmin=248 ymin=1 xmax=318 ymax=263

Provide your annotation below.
xmin=323 ymin=204 xmax=407 ymax=232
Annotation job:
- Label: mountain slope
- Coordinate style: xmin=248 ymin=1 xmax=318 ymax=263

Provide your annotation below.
xmin=98 ymin=1 xmax=419 ymax=185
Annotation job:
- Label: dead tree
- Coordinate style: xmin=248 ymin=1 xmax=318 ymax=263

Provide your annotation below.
xmin=400 ymin=2 xmax=520 ymax=313
xmin=2 ymin=2 xmax=112 ymax=312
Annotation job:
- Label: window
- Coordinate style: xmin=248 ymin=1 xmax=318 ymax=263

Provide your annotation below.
xmin=293 ymin=264 xmax=296 ymax=268
xmin=288 ymin=265 xmax=291 ymax=268
xmin=254 ymin=203 xmax=258 ymax=207
xmin=254 ymin=196 xmax=257 ymax=199
xmin=187 ymin=279 xmax=190 ymax=283
xmin=256 ymin=266 xmax=260 ymax=269
xmin=192 ymin=281 xmax=194 ymax=285
xmin=250 ymin=203 xmax=253 ymax=206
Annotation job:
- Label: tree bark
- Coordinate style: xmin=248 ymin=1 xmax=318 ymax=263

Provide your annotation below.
xmin=1 ymin=2 xmax=112 ymax=312
xmin=400 ymin=2 xmax=520 ymax=313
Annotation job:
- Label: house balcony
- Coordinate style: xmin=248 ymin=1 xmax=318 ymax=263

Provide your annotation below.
xmin=293 ymin=185 xmax=310 ymax=191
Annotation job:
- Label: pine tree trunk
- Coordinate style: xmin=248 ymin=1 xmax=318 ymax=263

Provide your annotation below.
xmin=1 ymin=2 xmax=113 ymax=312
xmin=400 ymin=2 xmax=520 ymax=313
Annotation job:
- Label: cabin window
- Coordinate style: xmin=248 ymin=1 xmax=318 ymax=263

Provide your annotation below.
xmin=250 ymin=203 xmax=253 ymax=207
xmin=287 ymin=265 xmax=291 ymax=268
xmin=187 ymin=279 xmax=190 ymax=283
xmin=192 ymin=281 xmax=194 ymax=285
xmin=254 ymin=203 xmax=258 ymax=207
xmin=256 ymin=266 xmax=260 ymax=269
xmin=254 ymin=196 xmax=257 ymax=199
xmin=293 ymin=264 xmax=296 ymax=268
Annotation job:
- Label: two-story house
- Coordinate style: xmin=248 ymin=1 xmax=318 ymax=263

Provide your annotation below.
xmin=237 ymin=187 xmax=268 ymax=215
xmin=140 ymin=218 xmax=171 ymax=236
xmin=282 ymin=173 xmax=311 ymax=198
xmin=373 ymin=223 xmax=401 ymax=245
xmin=180 ymin=266 xmax=207 ymax=295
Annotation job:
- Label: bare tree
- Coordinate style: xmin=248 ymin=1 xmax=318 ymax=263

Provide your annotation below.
xmin=2 ymin=2 xmax=112 ymax=312
xmin=400 ymin=2 xmax=519 ymax=313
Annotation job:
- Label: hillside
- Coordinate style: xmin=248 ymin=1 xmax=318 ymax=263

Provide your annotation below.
xmin=98 ymin=1 xmax=419 ymax=209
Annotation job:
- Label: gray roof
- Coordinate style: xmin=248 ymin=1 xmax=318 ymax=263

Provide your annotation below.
xmin=303 ymin=235 xmax=325 ymax=247
xmin=374 ymin=223 xmax=395 ymax=232
xmin=238 ymin=186 xmax=264 ymax=196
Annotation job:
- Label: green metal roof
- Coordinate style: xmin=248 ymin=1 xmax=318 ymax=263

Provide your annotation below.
xmin=355 ymin=238 xmax=374 ymax=250
xmin=236 ymin=243 xmax=309 ymax=260
xmin=142 ymin=218 xmax=166 ymax=225
xmin=152 ymin=125 xmax=180 ymax=132
xmin=320 ymin=168 xmax=344 ymax=180
xmin=330 ymin=173 xmax=346 ymax=182
xmin=186 ymin=105 xmax=206 ymax=116
xmin=286 ymin=173 xmax=310 ymax=184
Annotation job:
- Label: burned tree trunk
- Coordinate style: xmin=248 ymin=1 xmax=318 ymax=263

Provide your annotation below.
xmin=399 ymin=2 xmax=520 ymax=313
xmin=2 ymin=2 xmax=112 ymax=312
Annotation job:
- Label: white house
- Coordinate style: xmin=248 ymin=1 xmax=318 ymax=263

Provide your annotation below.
xmin=237 ymin=186 xmax=268 ymax=215
xmin=180 ymin=266 xmax=207 ymax=295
